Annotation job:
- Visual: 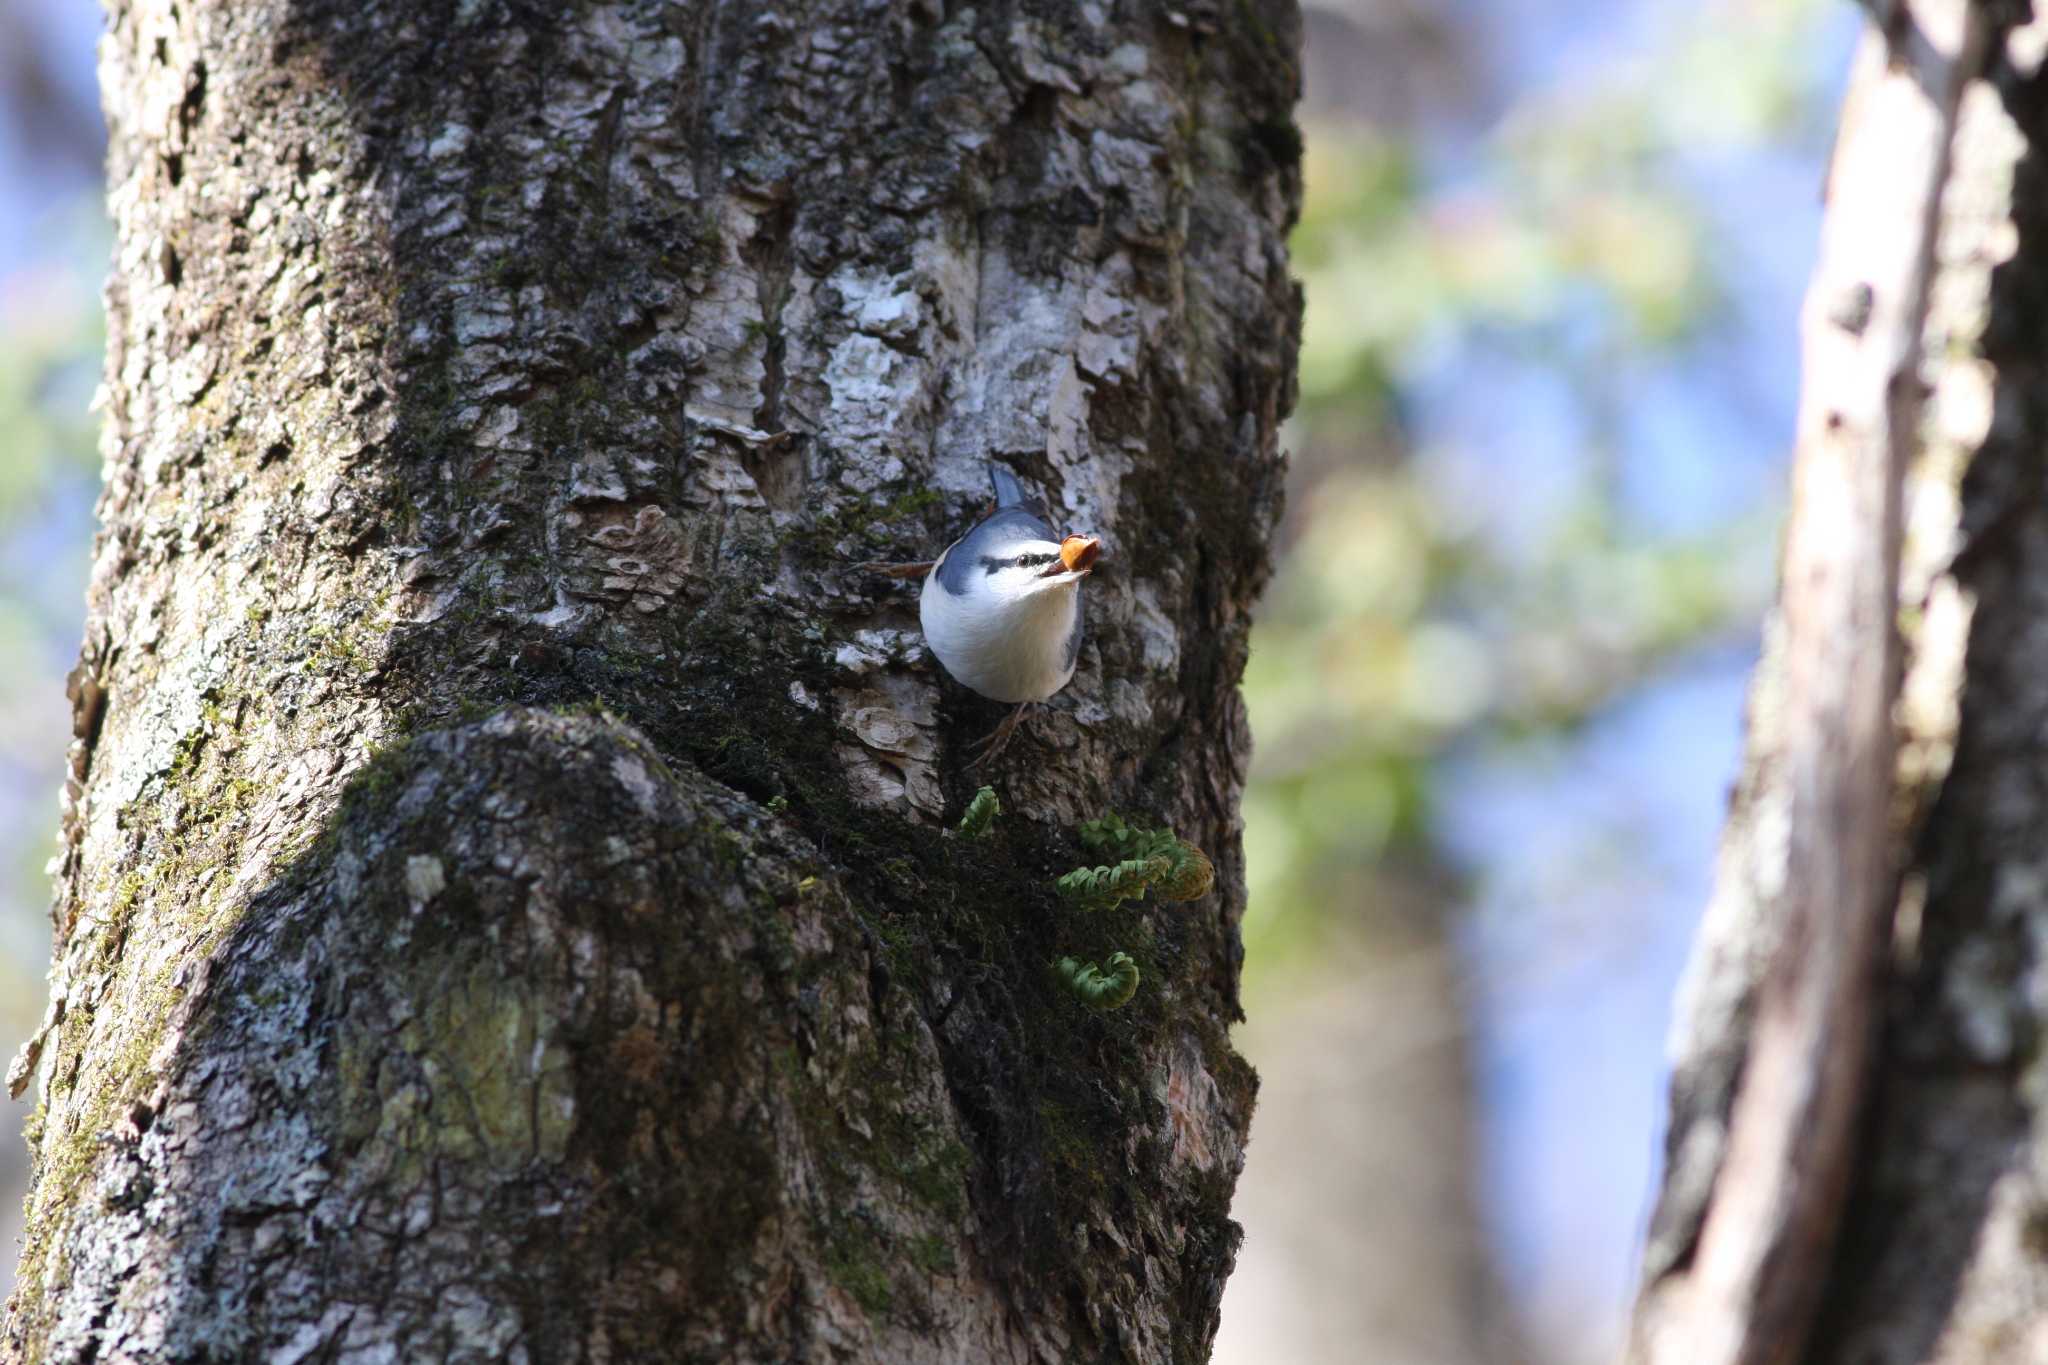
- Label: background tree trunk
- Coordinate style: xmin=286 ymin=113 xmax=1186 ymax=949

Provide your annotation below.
xmin=2 ymin=1 xmax=1301 ymax=1359
xmin=1632 ymin=3 xmax=2048 ymax=1361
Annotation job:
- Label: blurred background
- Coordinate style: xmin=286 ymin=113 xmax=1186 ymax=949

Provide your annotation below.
xmin=0 ymin=0 xmax=1854 ymax=1359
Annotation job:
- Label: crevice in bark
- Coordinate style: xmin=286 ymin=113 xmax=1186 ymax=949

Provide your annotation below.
xmin=743 ymin=191 xmax=803 ymax=510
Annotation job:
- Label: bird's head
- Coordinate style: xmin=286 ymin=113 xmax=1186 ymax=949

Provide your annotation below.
xmin=975 ymin=533 xmax=1101 ymax=603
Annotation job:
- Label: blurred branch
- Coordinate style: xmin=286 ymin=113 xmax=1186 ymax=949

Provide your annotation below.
xmin=1629 ymin=4 xmax=1992 ymax=1362
xmin=0 ymin=2 xmax=103 ymax=178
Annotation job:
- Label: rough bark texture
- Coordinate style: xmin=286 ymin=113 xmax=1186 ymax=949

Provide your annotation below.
xmin=1630 ymin=4 xmax=1984 ymax=1361
xmin=2 ymin=2 xmax=1301 ymax=1361
xmin=1632 ymin=3 xmax=2048 ymax=1361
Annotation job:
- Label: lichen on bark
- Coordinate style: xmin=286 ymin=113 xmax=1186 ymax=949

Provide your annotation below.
xmin=6 ymin=0 xmax=1300 ymax=1360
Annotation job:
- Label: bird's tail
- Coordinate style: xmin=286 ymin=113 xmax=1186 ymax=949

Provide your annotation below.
xmin=988 ymin=463 xmax=1033 ymax=509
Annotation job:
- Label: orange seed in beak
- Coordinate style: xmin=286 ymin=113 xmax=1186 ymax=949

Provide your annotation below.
xmin=1060 ymin=535 xmax=1101 ymax=573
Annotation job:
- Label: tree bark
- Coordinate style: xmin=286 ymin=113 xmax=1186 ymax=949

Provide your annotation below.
xmin=3 ymin=2 xmax=1301 ymax=1361
xmin=1631 ymin=3 xmax=2048 ymax=1361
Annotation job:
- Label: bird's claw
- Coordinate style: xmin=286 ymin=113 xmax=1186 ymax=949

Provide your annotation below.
xmin=966 ymin=704 xmax=1033 ymax=770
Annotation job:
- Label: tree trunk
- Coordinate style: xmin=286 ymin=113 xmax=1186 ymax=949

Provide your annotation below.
xmin=3 ymin=2 xmax=1301 ymax=1360
xmin=1631 ymin=3 xmax=2048 ymax=1361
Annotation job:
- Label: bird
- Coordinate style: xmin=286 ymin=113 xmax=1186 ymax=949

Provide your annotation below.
xmin=867 ymin=464 xmax=1101 ymax=764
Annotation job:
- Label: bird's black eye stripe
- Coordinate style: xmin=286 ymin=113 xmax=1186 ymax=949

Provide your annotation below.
xmin=979 ymin=552 xmax=1059 ymax=573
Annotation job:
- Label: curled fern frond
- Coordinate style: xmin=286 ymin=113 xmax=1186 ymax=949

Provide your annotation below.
xmin=1061 ymin=813 xmax=1213 ymax=907
xmin=1056 ymin=856 xmax=1169 ymax=910
xmin=1055 ymin=952 xmax=1140 ymax=1009
xmin=958 ymin=785 xmax=1000 ymax=838
xmin=1152 ymin=844 xmax=1213 ymax=902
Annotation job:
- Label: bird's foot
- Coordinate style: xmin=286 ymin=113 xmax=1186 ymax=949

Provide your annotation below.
xmin=861 ymin=560 xmax=937 ymax=580
xmin=967 ymin=703 xmax=1034 ymax=770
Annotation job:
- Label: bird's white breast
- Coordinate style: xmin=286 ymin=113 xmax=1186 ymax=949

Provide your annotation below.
xmin=921 ymin=567 xmax=1080 ymax=705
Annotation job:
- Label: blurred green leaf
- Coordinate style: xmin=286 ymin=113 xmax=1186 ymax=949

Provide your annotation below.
xmin=1241 ymin=0 xmax=1838 ymax=988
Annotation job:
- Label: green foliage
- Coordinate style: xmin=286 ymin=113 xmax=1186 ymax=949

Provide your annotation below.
xmin=1057 ymin=813 xmax=1213 ymax=909
xmin=1056 ymin=856 xmax=1168 ymax=910
xmin=1039 ymin=814 xmax=1212 ymax=1013
xmin=1074 ymin=811 xmax=1163 ymax=861
xmin=1054 ymin=952 xmax=1140 ymax=1010
xmin=1239 ymin=2 xmax=1842 ymax=986
xmin=957 ymin=785 xmax=999 ymax=838
xmin=0 ymin=203 xmax=107 ymax=1037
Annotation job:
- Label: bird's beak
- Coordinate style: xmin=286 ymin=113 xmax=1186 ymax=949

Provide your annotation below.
xmin=1041 ymin=534 xmax=1100 ymax=579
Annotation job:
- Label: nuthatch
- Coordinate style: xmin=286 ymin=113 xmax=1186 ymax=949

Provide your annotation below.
xmin=868 ymin=464 xmax=1101 ymax=763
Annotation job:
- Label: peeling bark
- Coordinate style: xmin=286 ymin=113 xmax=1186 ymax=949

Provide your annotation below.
xmin=1630 ymin=5 xmax=1986 ymax=1361
xmin=3 ymin=2 xmax=1301 ymax=1361
xmin=1631 ymin=3 xmax=2048 ymax=1361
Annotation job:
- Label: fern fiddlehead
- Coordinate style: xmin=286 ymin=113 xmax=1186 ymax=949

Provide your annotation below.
xmin=1055 ymin=952 xmax=1141 ymax=1009
xmin=1043 ymin=813 xmax=1214 ymax=1009
xmin=1058 ymin=814 xmax=1213 ymax=908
